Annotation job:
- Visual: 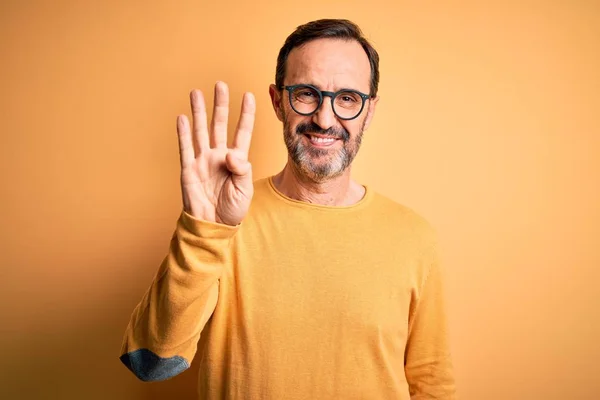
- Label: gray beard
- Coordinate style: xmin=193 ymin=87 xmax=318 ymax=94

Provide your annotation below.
xmin=283 ymin=117 xmax=364 ymax=183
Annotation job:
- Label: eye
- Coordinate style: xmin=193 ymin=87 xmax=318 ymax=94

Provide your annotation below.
xmin=336 ymin=91 xmax=361 ymax=107
xmin=292 ymin=87 xmax=319 ymax=103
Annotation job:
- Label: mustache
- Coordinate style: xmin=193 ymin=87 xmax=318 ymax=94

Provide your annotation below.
xmin=295 ymin=122 xmax=350 ymax=141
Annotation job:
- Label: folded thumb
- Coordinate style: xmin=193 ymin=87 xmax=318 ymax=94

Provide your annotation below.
xmin=226 ymin=152 xmax=252 ymax=177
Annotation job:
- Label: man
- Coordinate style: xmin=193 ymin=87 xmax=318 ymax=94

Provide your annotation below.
xmin=120 ymin=19 xmax=456 ymax=399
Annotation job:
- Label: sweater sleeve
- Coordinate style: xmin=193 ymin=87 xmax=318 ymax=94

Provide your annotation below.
xmin=119 ymin=210 xmax=238 ymax=382
xmin=405 ymin=244 xmax=457 ymax=399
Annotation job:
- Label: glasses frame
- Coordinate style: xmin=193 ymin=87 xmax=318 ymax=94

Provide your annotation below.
xmin=280 ymin=84 xmax=372 ymax=121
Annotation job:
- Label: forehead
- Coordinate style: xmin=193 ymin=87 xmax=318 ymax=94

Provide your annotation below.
xmin=285 ymin=38 xmax=371 ymax=92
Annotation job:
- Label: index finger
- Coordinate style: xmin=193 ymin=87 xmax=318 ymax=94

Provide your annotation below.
xmin=232 ymin=92 xmax=256 ymax=155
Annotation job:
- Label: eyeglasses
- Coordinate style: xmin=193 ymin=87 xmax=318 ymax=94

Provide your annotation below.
xmin=280 ymin=84 xmax=371 ymax=120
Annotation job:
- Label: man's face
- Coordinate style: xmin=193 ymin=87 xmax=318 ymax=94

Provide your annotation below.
xmin=270 ymin=38 xmax=379 ymax=182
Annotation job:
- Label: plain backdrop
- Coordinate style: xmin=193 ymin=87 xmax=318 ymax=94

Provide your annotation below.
xmin=1 ymin=1 xmax=599 ymax=399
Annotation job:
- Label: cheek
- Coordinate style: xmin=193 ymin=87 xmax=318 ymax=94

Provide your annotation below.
xmin=342 ymin=121 xmax=363 ymax=139
xmin=283 ymin=117 xmax=300 ymax=137
xmin=284 ymin=114 xmax=313 ymax=134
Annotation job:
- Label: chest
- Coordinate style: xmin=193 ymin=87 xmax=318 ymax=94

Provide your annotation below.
xmin=222 ymin=220 xmax=420 ymax=343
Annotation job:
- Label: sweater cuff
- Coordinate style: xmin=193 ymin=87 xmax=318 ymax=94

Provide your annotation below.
xmin=179 ymin=210 xmax=240 ymax=239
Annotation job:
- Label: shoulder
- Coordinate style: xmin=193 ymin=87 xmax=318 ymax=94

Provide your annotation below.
xmin=367 ymin=189 xmax=438 ymax=250
xmin=249 ymin=176 xmax=275 ymax=209
xmin=369 ymin=190 xmax=435 ymax=232
xmin=252 ymin=176 xmax=272 ymax=194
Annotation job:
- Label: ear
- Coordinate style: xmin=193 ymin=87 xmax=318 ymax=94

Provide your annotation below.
xmin=269 ymin=84 xmax=284 ymax=122
xmin=362 ymin=95 xmax=379 ymax=131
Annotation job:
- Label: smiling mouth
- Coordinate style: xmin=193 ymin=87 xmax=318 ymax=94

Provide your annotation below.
xmin=304 ymin=134 xmax=339 ymax=146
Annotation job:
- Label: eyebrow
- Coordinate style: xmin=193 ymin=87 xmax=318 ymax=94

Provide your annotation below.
xmin=292 ymin=82 xmax=364 ymax=93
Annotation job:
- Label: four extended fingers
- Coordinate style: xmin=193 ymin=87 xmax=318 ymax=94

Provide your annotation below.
xmin=177 ymin=83 xmax=255 ymax=167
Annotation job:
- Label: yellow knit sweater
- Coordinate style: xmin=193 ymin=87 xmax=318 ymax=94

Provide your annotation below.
xmin=120 ymin=176 xmax=456 ymax=399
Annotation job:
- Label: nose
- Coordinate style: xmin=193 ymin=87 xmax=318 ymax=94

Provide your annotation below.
xmin=311 ymin=96 xmax=336 ymax=131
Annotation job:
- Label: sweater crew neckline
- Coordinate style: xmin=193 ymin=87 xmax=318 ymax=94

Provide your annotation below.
xmin=266 ymin=175 xmax=374 ymax=212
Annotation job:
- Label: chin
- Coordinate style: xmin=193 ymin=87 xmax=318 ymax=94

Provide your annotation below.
xmin=296 ymin=160 xmax=348 ymax=183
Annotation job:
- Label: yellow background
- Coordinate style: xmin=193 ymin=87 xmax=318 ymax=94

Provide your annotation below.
xmin=1 ymin=1 xmax=599 ymax=399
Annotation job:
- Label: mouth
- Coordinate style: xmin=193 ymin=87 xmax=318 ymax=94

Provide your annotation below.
xmin=303 ymin=134 xmax=340 ymax=148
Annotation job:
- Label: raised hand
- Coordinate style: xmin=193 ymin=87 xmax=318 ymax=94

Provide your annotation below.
xmin=177 ymin=82 xmax=256 ymax=226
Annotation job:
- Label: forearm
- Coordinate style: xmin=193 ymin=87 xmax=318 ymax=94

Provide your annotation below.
xmin=119 ymin=211 xmax=237 ymax=381
xmin=405 ymin=246 xmax=457 ymax=399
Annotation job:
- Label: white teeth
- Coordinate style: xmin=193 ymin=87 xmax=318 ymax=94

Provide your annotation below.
xmin=310 ymin=136 xmax=335 ymax=144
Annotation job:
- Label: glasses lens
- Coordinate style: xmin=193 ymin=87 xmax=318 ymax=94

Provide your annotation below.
xmin=333 ymin=91 xmax=363 ymax=119
xmin=290 ymin=86 xmax=320 ymax=115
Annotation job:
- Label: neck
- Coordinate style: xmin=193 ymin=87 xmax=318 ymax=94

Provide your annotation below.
xmin=272 ymin=159 xmax=365 ymax=206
